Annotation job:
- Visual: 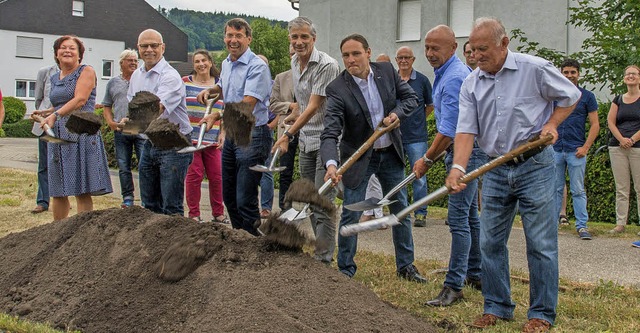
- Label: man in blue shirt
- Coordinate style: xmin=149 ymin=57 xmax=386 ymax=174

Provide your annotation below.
xmin=395 ymin=46 xmax=433 ymax=227
xmin=554 ymin=59 xmax=599 ymax=240
xmin=198 ymin=18 xmax=272 ymax=236
xmin=448 ymin=18 xmax=580 ymax=331
xmin=413 ymin=25 xmax=484 ymax=307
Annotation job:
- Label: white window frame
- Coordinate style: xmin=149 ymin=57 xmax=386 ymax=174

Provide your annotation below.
xmin=449 ymin=0 xmax=474 ymax=38
xmin=72 ymin=0 xmax=85 ymax=17
xmin=102 ymin=60 xmax=114 ymax=79
xmin=396 ymin=0 xmax=422 ymax=42
xmin=16 ymin=36 xmax=44 ymax=59
xmin=16 ymin=80 xmax=37 ymax=100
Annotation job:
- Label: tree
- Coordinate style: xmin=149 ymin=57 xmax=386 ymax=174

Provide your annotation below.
xmin=249 ymin=19 xmax=291 ymax=77
xmin=510 ymin=0 xmax=640 ymax=94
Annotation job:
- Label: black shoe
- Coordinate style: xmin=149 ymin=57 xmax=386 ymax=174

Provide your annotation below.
xmin=424 ymin=286 xmax=463 ymax=307
xmin=397 ymin=264 xmax=427 ymax=283
xmin=464 ymin=277 xmax=482 ymax=291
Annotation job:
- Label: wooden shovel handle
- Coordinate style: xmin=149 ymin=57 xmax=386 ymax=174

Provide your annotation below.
xmin=336 ymin=118 xmax=400 ymax=176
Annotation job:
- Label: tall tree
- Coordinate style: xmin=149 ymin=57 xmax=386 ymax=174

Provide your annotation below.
xmin=510 ymin=0 xmax=640 ymax=94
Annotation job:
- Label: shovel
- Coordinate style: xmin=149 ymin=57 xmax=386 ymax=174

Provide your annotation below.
xmin=344 ymin=150 xmax=447 ymax=211
xmin=278 ymin=118 xmax=401 ymax=222
xmin=178 ymin=94 xmax=221 ymax=154
xmin=340 ymin=134 xmax=554 ymax=236
xmin=30 ymin=114 xmax=75 ymax=145
xmin=249 ymin=124 xmax=291 ymax=172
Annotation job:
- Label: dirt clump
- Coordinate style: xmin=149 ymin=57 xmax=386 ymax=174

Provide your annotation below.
xmin=145 ymin=118 xmax=191 ymax=149
xmin=125 ymin=91 xmax=161 ymax=134
xmin=65 ymin=111 xmax=102 ymax=135
xmin=0 ymin=206 xmax=436 ymax=333
xmin=222 ymin=102 xmax=255 ymax=147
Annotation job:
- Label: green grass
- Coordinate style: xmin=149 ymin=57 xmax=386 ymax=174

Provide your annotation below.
xmin=1 ymin=167 xmax=639 ymax=332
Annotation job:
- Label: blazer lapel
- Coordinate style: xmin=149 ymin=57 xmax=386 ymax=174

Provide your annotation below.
xmin=344 ymin=71 xmax=373 ymax=128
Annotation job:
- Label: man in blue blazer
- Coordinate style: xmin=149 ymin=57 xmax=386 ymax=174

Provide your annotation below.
xmin=320 ymin=34 xmax=426 ymax=282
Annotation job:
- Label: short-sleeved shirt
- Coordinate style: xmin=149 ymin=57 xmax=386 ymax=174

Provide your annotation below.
xmin=102 ymin=75 xmax=130 ymax=122
xmin=218 ymin=47 xmax=272 ymax=127
xmin=458 ymin=50 xmax=581 ymax=156
xmin=609 ymin=95 xmax=640 ymax=148
xmin=554 ymin=86 xmax=598 ymax=152
xmin=127 ymin=57 xmax=191 ymax=135
xmin=291 ymin=47 xmax=340 ymax=152
xmin=432 ymin=56 xmax=471 ymax=139
xmin=400 ymin=69 xmax=433 ymax=144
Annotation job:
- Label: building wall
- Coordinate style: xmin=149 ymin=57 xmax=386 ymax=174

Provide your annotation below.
xmin=0 ymin=30 xmax=125 ymax=112
xmin=299 ymin=0 xmax=605 ymax=99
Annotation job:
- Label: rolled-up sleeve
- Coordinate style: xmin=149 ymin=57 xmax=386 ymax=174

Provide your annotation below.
xmin=244 ymin=62 xmax=272 ymax=102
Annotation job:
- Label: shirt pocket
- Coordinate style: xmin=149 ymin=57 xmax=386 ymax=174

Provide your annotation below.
xmin=513 ymin=96 xmax=540 ymax=129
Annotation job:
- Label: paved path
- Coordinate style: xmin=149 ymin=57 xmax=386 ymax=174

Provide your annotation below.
xmin=1 ymin=137 xmax=639 ymax=287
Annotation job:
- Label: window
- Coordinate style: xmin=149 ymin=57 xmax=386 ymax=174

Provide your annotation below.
xmin=450 ymin=0 xmax=474 ymax=37
xmin=397 ymin=0 xmax=421 ymax=41
xmin=16 ymin=80 xmax=36 ymax=99
xmin=102 ymin=60 xmax=114 ymax=78
xmin=16 ymin=36 xmax=43 ymax=58
xmin=72 ymin=0 xmax=84 ymax=17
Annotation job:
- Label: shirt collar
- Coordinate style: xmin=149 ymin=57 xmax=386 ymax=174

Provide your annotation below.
xmin=478 ymin=49 xmax=516 ymax=79
xmin=352 ymin=66 xmax=374 ymax=86
xmin=226 ymin=47 xmax=253 ymax=65
xmin=142 ymin=57 xmax=167 ymax=74
xmin=434 ymin=56 xmax=457 ymax=77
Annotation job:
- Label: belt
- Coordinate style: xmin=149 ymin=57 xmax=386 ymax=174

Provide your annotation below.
xmin=497 ymin=145 xmax=546 ymax=166
xmin=447 ymin=141 xmax=480 ymax=154
xmin=374 ymin=145 xmax=394 ymax=153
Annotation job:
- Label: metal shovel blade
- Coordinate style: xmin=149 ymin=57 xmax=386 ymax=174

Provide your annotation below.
xmin=344 ymin=197 xmax=397 ymax=211
xmin=40 ymin=135 xmax=74 ymax=145
xmin=249 ymin=165 xmax=286 ymax=172
xmin=277 ymin=207 xmax=311 ymax=223
xmin=340 ymin=214 xmax=401 ymax=237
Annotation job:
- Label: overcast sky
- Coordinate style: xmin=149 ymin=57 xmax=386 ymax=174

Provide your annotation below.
xmin=145 ymin=0 xmax=299 ymax=21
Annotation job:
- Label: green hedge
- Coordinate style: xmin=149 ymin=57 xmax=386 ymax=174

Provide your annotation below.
xmin=2 ymin=97 xmax=27 ymax=124
xmin=2 ymin=119 xmax=35 ymax=138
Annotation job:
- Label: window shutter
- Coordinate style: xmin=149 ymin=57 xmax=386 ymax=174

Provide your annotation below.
xmin=397 ymin=0 xmax=421 ymax=41
xmin=16 ymin=36 xmax=44 ymax=58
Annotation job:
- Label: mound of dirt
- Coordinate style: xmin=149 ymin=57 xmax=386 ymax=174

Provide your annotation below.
xmin=0 ymin=206 xmax=436 ymax=333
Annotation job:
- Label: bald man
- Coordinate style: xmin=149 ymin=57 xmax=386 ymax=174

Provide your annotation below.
xmin=413 ymin=25 xmax=486 ymax=307
xmin=128 ymin=29 xmax=192 ymax=216
xmin=395 ymin=46 xmax=433 ymax=227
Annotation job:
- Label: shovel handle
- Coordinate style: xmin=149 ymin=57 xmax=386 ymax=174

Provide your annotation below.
xmin=336 ymin=118 xmax=400 ymax=176
xmin=31 ymin=114 xmax=56 ymax=137
xmin=268 ymin=147 xmax=282 ymax=169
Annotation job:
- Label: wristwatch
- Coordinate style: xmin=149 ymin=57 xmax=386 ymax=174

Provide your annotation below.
xmin=422 ymin=155 xmax=434 ymax=167
xmin=283 ymin=131 xmax=294 ymax=140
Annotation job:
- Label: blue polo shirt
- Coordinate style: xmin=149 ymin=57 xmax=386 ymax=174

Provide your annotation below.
xmin=433 ymin=56 xmax=470 ymax=139
xmin=554 ymin=86 xmax=598 ymax=152
xmin=399 ymin=69 xmax=433 ymax=144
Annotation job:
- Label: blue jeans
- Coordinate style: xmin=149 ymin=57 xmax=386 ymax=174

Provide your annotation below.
xmin=553 ymin=150 xmax=588 ymax=230
xmin=222 ymin=125 xmax=271 ymax=236
xmin=260 ymin=150 xmax=274 ymax=211
xmin=139 ymin=140 xmax=192 ymax=215
xmin=114 ymin=131 xmax=146 ymax=201
xmin=278 ymin=136 xmax=298 ymax=209
xmin=36 ymin=139 xmax=49 ymax=209
xmin=299 ymin=149 xmax=336 ymax=262
xmin=444 ymin=148 xmax=486 ymax=291
xmin=338 ymin=149 xmax=414 ymax=276
xmin=403 ymin=141 xmax=428 ymax=216
xmin=480 ymin=146 xmax=558 ymax=324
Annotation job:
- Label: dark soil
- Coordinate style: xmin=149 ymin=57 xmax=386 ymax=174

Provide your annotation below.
xmin=0 ymin=206 xmax=436 ymax=333
xmin=222 ymin=102 xmax=255 ymax=147
xmin=65 ymin=111 xmax=102 ymax=135
xmin=145 ymin=118 xmax=191 ymax=149
xmin=125 ymin=91 xmax=161 ymax=134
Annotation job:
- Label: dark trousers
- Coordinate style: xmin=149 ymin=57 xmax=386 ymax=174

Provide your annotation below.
xmin=36 ymin=139 xmax=49 ymax=208
xmin=278 ymin=135 xmax=298 ymax=209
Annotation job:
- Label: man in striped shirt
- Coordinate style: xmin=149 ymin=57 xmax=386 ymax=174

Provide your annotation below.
xmin=271 ymin=16 xmax=340 ymax=263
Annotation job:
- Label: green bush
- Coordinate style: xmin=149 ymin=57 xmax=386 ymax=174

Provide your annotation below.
xmin=95 ymin=108 xmax=119 ymax=169
xmin=2 ymin=119 xmax=35 ymax=138
xmin=2 ymin=96 xmax=27 ymax=124
xmin=0 ymin=128 xmax=5 ymax=138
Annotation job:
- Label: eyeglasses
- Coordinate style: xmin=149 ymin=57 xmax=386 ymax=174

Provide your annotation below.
xmin=138 ymin=43 xmax=162 ymax=49
xmin=225 ymin=33 xmax=246 ymax=40
xmin=396 ymin=56 xmax=414 ymax=61
xmin=464 ymin=51 xmax=472 ymax=56
xmin=624 ymin=72 xmax=639 ymax=77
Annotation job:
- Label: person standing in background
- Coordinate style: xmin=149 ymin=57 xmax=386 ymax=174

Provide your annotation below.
xmin=183 ymin=50 xmax=227 ymax=223
xmin=257 ymin=54 xmax=275 ymax=218
xmin=463 ymin=41 xmax=477 ymax=70
xmin=102 ymin=49 xmax=145 ymax=209
xmin=31 ymin=64 xmax=58 ymax=214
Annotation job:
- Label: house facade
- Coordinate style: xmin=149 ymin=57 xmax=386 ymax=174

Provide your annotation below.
xmin=0 ymin=0 xmax=188 ymax=112
xmin=297 ymin=0 xmax=604 ymax=97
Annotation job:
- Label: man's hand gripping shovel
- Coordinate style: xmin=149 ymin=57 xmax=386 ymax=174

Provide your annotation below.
xmin=340 ymin=134 xmax=554 ymax=236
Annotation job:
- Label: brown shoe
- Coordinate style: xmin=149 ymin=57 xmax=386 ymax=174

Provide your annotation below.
xmin=31 ymin=205 xmax=48 ymax=214
xmin=522 ymin=318 xmax=551 ymax=333
xmin=468 ymin=314 xmax=505 ymax=329
xmin=260 ymin=209 xmax=271 ymax=218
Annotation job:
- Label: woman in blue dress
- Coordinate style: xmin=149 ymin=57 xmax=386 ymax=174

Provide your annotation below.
xmin=34 ymin=35 xmax=112 ymax=221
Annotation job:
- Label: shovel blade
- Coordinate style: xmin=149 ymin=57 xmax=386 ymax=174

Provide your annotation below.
xmin=249 ymin=165 xmax=287 ymax=173
xmin=277 ymin=208 xmax=310 ymax=222
xmin=343 ymin=197 xmax=396 ymax=211
xmin=40 ymin=135 xmax=74 ymax=145
xmin=340 ymin=214 xmax=400 ymax=237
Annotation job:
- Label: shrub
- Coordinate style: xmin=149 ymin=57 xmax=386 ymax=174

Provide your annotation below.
xmin=2 ymin=119 xmax=35 ymax=138
xmin=0 ymin=128 xmax=5 ymax=138
xmin=2 ymin=97 xmax=27 ymax=124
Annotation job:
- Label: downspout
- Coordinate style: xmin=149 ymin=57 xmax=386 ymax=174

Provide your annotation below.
xmin=288 ymin=0 xmax=300 ymax=11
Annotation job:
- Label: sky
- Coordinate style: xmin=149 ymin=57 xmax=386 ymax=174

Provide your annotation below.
xmin=145 ymin=0 xmax=299 ymax=22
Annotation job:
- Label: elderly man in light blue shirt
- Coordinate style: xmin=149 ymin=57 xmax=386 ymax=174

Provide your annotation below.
xmin=446 ymin=18 xmax=580 ymax=332
xmin=128 ymin=28 xmax=192 ymax=216
xmin=198 ymin=18 xmax=272 ymax=236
